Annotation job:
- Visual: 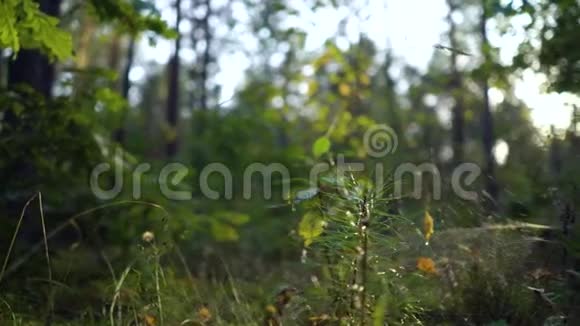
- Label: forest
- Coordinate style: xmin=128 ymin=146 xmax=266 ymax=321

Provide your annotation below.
xmin=0 ymin=0 xmax=579 ymax=325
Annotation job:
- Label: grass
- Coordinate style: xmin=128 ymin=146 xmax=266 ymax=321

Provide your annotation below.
xmin=0 ymin=189 xmax=572 ymax=325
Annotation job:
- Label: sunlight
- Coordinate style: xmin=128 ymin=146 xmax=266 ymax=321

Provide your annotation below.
xmin=493 ymin=139 xmax=510 ymax=166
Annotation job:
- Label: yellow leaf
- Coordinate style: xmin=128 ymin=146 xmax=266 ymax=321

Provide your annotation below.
xmin=265 ymin=304 xmax=278 ymax=315
xmin=309 ymin=313 xmax=331 ymax=324
xmin=423 ymin=210 xmax=434 ymax=242
xmin=298 ymin=212 xmax=325 ymax=246
xmin=198 ymin=305 xmax=212 ymax=322
xmin=338 ymin=83 xmax=351 ymax=97
xmin=416 ymin=257 xmax=437 ymax=274
xmin=143 ymin=314 xmax=157 ymax=326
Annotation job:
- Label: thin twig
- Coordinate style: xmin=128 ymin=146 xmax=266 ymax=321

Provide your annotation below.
xmin=3 ymin=200 xmax=169 ymax=279
xmin=38 ymin=193 xmax=54 ymax=326
xmin=154 ymin=248 xmax=164 ymax=326
xmin=110 ymin=265 xmax=133 ymax=326
xmin=358 ymin=193 xmax=369 ymax=326
xmin=0 ymin=193 xmax=38 ymax=285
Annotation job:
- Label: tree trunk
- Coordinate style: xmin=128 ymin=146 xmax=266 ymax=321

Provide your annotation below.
xmin=0 ymin=48 xmax=4 ymax=87
xmin=113 ymin=36 xmax=137 ymax=144
xmin=190 ymin=0 xmax=212 ymax=166
xmin=549 ymin=125 xmax=562 ymax=177
xmin=446 ymin=0 xmax=465 ymax=164
xmin=108 ymin=33 xmax=122 ymax=73
xmin=480 ymin=0 xmax=499 ymax=211
xmin=76 ymin=12 xmax=95 ymax=69
xmin=8 ymin=0 xmax=62 ymax=97
xmin=199 ymin=0 xmax=212 ymax=112
xmin=166 ymin=0 xmax=182 ymax=158
xmin=383 ymin=50 xmax=401 ymax=135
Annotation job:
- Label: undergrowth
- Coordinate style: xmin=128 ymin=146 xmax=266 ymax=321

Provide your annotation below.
xmin=0 ymin=178 xmax=572 ymax=325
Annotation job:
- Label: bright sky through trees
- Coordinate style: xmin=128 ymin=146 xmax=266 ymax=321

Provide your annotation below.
xmin=137 ymin=0 xmax=578 ymax=132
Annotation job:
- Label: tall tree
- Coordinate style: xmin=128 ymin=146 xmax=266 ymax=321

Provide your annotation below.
xmin=480 ymin=0 xmax=499 ymax=210
xmin=199 ymin=0 xmax=212 ymax=112
xmin=190 ymin=0 xmax=213 ymax=120
xmin=166 ymin=0 xmax=182 ymax=158
xmin=75 ymin=11 xmax=95 ymax=69
xmin=113 ymin=35 xmax=137 ymax=144
xmin=446 ymin=0 xmax=465 ymax=164
xmin=7 ymin=0 xmax=62 ymax=97
xmin=0 ymin=49 xmax=4 ymax=87
xmin=380 ymin=49 xmax=402 ymax=134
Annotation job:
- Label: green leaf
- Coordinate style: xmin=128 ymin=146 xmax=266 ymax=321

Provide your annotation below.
xmin=88 ymin=0 xmax=176 ymax=38
xmin=312 ymin=136 xmax=331 ymax=158
xmin=0 ymin=0 xmax=73 ymax=59
xmin=298 ymin=212 xmax=325 ymax=246
xmin=30 ymin=14 xmax=73 ymax=60
xmin=219 ymin=211 xmax=250 ymax=225
xmin=372 ymin=294 xmax=388 ymax=326
xmin=0 ymin=0 xmax=19 ymax=52
xmin=95 ymin=88 xmax=127 ymax=112
xmin=210 ymin=221 xmax=239 ymax=242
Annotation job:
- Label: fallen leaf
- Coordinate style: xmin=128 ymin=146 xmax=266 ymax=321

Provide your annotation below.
xmin=143 ymin=314 xmax=156 ymax=326
xmin=417 ymin=257 xmax=437 ymax=275
xmin=423 ymin=210 xmax=434 ymax=242
xmin=197 ymin=305 xmax=212 ymax=322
